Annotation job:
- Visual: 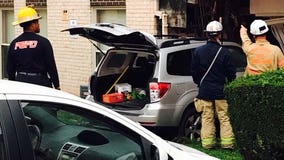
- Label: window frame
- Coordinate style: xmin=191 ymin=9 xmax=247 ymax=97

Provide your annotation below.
xmin=0 ymin=8 xmax=14 ymax=79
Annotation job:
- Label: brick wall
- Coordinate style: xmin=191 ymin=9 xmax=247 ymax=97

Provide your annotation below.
xmin=47 ymin=0 xmax=92 ymax=95
xmin=126 ymin=0 xmax=158 ymax=35
xmin=90 ymin=0 xmax=125 ymax=6
xmin=14 ymin=0 xmax=26 ymax=36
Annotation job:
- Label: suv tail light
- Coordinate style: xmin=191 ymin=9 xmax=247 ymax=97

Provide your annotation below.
xmin=150 ymin=82 xmax=171 ymax=102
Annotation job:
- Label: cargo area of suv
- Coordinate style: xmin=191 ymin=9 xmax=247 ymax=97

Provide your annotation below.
xmin=63 ymin=23 xmax=247 ymax=139
xmin=90 ymin=49 xmax=157 ymax=109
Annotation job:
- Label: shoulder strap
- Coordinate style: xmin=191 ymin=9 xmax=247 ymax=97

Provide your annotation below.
xmin=199 ymin=47 xmax=222 ymax=86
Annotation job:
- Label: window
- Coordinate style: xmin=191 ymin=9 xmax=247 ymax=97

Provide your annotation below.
xmin=106 ymin=54 xmax=126 ymax=67
xmin=21 ymin=101 xmax=145 ymax=160
xmin=37 ymin=9 xmax=47 ymax=37
xmin=97 ymin=10 xmax=126 ymax=25
xmin=167 ymin=50 xmax=193 ymax=76
xmin=1 ymin=9 xmax=14 ymax=79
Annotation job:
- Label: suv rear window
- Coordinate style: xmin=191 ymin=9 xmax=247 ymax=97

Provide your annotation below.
xmin=106 ymin=54 xmax=127 ymax=67
xmin=166 ymin=46 xmax=247 ymax=76
xmin=167 ymin=50 xmax=193 ymax=76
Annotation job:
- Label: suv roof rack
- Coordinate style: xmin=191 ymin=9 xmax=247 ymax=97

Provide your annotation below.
xmin=159 ymin=37 xmax=207 ymax=48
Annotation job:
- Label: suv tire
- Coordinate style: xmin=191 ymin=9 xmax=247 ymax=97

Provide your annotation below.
xmin=178 ymin=105 xmax=201 ymax=141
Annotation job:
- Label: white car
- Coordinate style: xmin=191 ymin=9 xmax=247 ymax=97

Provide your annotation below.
xmin=0 ymin=80 xmax=218 ymax=160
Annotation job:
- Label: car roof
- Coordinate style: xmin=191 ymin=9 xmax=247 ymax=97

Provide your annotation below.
xmin=0 ymin=80 xmax=78 ymax=100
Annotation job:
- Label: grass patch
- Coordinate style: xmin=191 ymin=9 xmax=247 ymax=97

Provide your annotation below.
xmin=174 ymin=137 xmax=243 ymax=160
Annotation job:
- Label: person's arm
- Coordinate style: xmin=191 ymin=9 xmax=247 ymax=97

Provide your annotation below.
xmin=240 ymin=25 xmax=253 ymax=54
xmin=6 ymin=44 xmax=16 ymax=80
xmin=44 ymin=39 xmax=60 ymax=89
xmin=191 ymin=50 xmax=201 ymax=85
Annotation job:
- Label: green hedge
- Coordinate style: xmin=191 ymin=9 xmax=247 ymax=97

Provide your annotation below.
xmin=225 ymin=69 xmax=284 ymax=160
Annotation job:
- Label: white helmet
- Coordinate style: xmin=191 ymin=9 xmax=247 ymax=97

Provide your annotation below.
xmin=250 ymin=20 xmax=269 ymax=35
xmin=205 ymin=20 xmax=223 ymax=36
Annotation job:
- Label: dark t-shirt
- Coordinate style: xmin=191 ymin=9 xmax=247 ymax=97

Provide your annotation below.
xmin=7 ymin=32 xmax=59 ymax=88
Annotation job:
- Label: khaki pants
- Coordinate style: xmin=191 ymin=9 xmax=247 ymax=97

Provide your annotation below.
xmin=194 ymin=98 xmax=234 ymax=148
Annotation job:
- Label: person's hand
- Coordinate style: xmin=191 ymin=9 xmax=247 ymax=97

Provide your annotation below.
xmin=240 ymin=25 xmax=247 ymax=35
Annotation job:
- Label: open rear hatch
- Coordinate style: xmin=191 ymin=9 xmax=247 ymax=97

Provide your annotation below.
xmin=63 ymin=23 xmax=158 ymax=109
xmin=62 ymin=23 xmax=158 ymax=51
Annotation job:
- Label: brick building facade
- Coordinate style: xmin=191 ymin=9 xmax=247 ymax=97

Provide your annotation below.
xmin=0 ymin=0 xmax=160 ymax=96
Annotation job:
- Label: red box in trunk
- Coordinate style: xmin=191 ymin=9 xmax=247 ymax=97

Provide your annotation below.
xmin=102 ymin=93 xmax=124 ymax=103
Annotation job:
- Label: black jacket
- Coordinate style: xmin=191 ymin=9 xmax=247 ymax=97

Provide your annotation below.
xmin=6 ymin=32 xmax=60 ymax=88
xmin=191 ymin=41 xmax=236 ymax=100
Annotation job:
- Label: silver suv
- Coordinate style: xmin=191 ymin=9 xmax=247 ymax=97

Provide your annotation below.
xmin=64 ymin=23 xmax=246 ymax=139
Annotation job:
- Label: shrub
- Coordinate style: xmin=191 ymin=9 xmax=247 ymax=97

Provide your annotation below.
xmin=225 ymin=69 xmax=284 ymax=160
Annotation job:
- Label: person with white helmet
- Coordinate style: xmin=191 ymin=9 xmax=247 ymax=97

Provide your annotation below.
xmin=6 ymin=6 xmax=60 ymax=90
xmin=191 ymin=20 xmax=236 ymax=149
xmin=240 ymin=19 xmax=284 ymax=75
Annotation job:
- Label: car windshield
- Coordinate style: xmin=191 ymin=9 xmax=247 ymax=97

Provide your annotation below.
xmin=22 ymin=102 xmax=112 ymax=132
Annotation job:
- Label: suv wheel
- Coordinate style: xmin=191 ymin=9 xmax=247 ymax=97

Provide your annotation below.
xmin=178 ymin=106 xmax=201 ymax=141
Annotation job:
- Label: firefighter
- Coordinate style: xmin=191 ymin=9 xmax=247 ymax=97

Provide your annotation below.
xmin=191 ymin=20 xmax=236 ymax=149
xmin=7 ymin=6 xmax=60 ymax=89
xmin=240 ymin=19 xmax=284 ymax=76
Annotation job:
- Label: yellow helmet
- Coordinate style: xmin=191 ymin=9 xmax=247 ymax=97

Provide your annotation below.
xmin=12 ymin=6 xmax=42 ymax=26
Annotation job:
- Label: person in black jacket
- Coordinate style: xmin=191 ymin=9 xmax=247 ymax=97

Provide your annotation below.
xmin=7 ymin=6 xmax=60 ymax=90
xmin=191 ymin=20 xmax=236 ymax=149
